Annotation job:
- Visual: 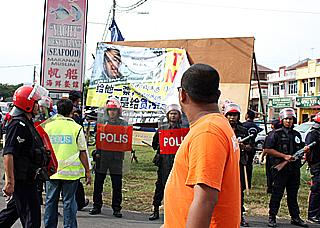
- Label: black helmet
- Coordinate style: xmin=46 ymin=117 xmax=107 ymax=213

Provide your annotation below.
xmin=69 ymin=90 xmax=82 ymax=100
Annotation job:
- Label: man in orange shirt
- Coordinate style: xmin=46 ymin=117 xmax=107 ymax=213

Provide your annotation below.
xmin=163 ymin=63 xmax=241 ymax=228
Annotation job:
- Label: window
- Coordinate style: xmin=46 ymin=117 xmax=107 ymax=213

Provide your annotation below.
xmin=310 ymin=78 xmax=315 ymax=87
xmin=303 ymin=80 xmax=309 ymax=95
xmin=272 ymin=83 xmax=279 ymax=96
xmin=288 ymin=81 xmax=297 ymax=94
xmin=280 ymin=83 xmax=285 ymax=90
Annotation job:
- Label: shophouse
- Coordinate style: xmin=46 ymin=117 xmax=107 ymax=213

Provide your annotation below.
xmin=296 ymin=59 xmax=320 ymax=123
xmin=267 ymin=59 xmax=309 ymax=120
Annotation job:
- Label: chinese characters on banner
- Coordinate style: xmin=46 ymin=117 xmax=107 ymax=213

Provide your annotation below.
xmin=41 ymin=0 xmax=87 ymax=91
xmin=87 ymin=44 xmax=190 ymax=123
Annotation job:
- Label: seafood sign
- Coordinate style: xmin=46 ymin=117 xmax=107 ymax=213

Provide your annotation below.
xmin=41 ymin=0 xmax=87 ymax=92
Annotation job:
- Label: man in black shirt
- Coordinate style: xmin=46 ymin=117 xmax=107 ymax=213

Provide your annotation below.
xmin=264 ymin=108 xmax=307 ymax=227
xmin=0 ymin=85 xmax=48 ymax=228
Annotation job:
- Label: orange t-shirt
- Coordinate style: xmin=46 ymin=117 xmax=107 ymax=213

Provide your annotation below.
xmin=164 ymin=113 xmax=241 ymax=228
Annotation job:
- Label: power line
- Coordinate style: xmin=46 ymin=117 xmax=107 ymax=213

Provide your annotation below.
xmin=0 ymin=64 xmax=39 ymax=69
xmin=154 ymin=0 xmax=320 ymax=15
xmin=115 ymin=0 xmax=148 ymax=12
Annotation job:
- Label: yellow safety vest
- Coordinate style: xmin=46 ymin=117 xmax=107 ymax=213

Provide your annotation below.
xmin=43 ymin=114 xmax=84 ymax=180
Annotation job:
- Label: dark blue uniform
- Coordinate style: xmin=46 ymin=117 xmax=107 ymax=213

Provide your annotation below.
xmin=305 ymin=128 xmax=320 ymax=221
xmin=242 ymin=120 xmax=262 ymax=188
xmin=0 ymin=114 xmax=45 ymax=228
xmin=151 ymin=122 xmax=181 ymax=208
xmin=264 ymin=127 xmax=304 ymax=220
xmin=234 ymin=124 xmax=251 ymax=218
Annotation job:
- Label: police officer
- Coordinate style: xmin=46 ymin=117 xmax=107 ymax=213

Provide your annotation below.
xmin=243 ymin=109 xmax=262 ymax=188
xmin=264 ymin=108 xmax=307 ymax=227
xmin=305 ymin=113 xmax=320 ymax=224
xmin=89 ymin=98 xmax=127 ymax=218
xmin=224 ymin=103 xmax=252 ymax=227
xmin=149 ymin=104 xmax=182 ymax=221
xmin=0 ymin=85 xmax=48 ymax=228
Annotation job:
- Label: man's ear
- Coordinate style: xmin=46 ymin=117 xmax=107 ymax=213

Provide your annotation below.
xmin=179 ymin=89 xmax=187 ymax=104
xmin=216 ymin=90 xmax=221 ymax=100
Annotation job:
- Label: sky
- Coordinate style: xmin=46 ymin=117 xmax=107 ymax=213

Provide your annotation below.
xmin=0 ymin=0 xmax=320 ymax=85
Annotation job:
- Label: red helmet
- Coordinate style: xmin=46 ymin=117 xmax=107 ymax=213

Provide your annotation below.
xmin=279 ymin=108 xmax=296 ymax=121
xmin=39 ymin=96 xmax=53 ymax=111
xmin=106 ymin=98 xmax=122 ymax=115
xmin=13 ymin=85 xmax=44 ymax=113
xmin=314 ymin=112 xmax=320 ymax=123
xmin=224 ymin=103 xmax=241 ymax=116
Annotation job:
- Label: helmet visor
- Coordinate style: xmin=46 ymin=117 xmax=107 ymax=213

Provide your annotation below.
xmin=28 ymin=85 xmax=49 ymax=102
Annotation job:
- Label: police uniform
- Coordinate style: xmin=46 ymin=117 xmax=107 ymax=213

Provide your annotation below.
xmin=0 ymin=113 xmax=46 ymax=228
xmin=234 ymin=123 xmax=251 ymax=218
xmin=151 ymin=122 xmax=181 ymax=209
xmin=92 ymin=118 xmax=128 ymax=215
xmin=305 ymin=127 xmax=320 ymax=221
xmin=242 ymin=120 xmax=262 ymax=188
xmin=264 ymin=126 xmax=304 ymax=220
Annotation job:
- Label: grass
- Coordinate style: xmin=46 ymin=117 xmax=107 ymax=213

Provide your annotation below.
xmin=84 ymin=145 xmax=312 ymax=219
xmin=1 ymin=141 xmax=311 ymax=218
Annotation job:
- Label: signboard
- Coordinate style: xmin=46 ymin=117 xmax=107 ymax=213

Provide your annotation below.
xmin=96 ymin=124 xmax=133 ymax=152
xmin=41 ymin=0 xmax=88 ymax=92
xmin=268 ymin=97 xmax=293 ymax=108
xmin=87 ymin=44 xmax=190 ymax=123
xmin=296 ymin=96 xmax=320 ymax=108
xmin=159 ymin=128 xmax=189 ymax=154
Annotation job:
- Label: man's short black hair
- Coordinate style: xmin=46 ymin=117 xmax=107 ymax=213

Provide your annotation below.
xmin=57 ymin=99 xmax=74 ymax=117
xmin=181 ymin=63 xmax=220 ymax=103
xmin=69 ymin=90 xmax=82 ymax=102
xmin=247 ymin=110 xmax=255 ymax=120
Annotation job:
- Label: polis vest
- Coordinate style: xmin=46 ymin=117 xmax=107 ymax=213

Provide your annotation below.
xmin=43 ymin=115 xmax=84 ymax=180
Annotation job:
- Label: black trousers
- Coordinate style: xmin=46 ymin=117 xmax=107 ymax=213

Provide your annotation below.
xmin=93 ymin=172 xmax=122 ymax=211
xmin=152 ymin=167 xmax=165 ymax=207
xmin=8 ymin=181 xmax=41 ymax=228
xmin=308 ymin=173 xmax=320 ymax=218
xmin=0 ymin=198 xmax=19 ymax=228
xmin=269 ymin=168 xmax=300 ymax=218
xmin=76 ymin=180 xmax=86 ymax=210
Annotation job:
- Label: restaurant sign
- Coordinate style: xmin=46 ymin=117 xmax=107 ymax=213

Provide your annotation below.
xmin=268 ymin=98 xmax=293 ymax=108
xmin=296 ymin=96 xmax=320 ymax=108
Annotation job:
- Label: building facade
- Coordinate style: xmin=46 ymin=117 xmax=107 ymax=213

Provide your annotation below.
xmin=295 ymin=59 xmax=320 ymax=123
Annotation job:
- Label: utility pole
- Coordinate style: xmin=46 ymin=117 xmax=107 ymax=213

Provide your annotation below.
xmin=113 ymin=0 xmax=116 ymax=20
xmin=33 ymin=66 xmax=37 ymax=83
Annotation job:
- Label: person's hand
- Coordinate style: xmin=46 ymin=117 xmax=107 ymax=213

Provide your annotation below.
xmin=85 ymin=171 xmax=92 ymax=185
xmin=303 ymin=146 xmax=310 ymax=154
xmin=3 ymin=181 xmax=14 ymax=196
xmin=160 ymin=225 xmax=164 ymax=228
xmin=283 ymin=154 xmax=294 ymax=161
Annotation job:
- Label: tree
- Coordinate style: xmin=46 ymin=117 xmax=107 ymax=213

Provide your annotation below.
xmin=0 ymin=83 xmax=23 ymax=101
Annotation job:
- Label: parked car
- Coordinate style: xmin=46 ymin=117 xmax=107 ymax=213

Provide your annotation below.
xmin=293 ymin=121 xmax=315 ymax=142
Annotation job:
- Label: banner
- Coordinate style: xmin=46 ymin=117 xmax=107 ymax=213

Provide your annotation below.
xmin=96 ymin=124 xmax=133 ymax=152
xmin=159 ymin=128 xmax=189 ymax=154
xmin=87 ymin=43 xmax=190 ymax=123
xmin=41 ymin=0 xmax=88 ymax=92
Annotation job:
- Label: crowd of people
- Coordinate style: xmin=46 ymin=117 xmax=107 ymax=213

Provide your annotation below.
xmin=0 ymin=63 xmax=319 ymax=228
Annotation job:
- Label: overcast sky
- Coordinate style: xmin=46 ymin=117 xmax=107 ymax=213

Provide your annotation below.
xmin=0 ymin=0 xmax=319 ymax=85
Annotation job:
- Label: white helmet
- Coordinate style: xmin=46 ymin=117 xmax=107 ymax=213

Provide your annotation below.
xmin=165 ymin=104 xmax=182 ymax=115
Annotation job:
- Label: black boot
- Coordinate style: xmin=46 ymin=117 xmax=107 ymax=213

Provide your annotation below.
xmin=89 ymin=207 xmax=101 ymax=215
xmin=241 ymin=216 xmax=249 ymax=227
xmin=291 ymin=217 xmax=308 ymax=227
xmin=149 ymin=206 xmax=159 ymax=221
xmin=268 ymin=216 xmax=277 ymax=227
xmin=113 ymin=210 xmax=122 ymax=218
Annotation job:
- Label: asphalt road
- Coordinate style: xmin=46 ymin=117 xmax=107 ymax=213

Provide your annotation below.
xmin=1 ymin=198 xmax=319 ymax=228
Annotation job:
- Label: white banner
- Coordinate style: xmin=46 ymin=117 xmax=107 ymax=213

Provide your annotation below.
xmin=87 ymin=44 xmax=190 ymax=123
